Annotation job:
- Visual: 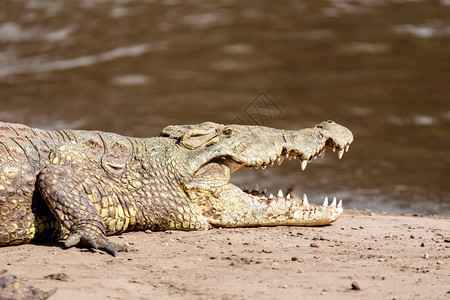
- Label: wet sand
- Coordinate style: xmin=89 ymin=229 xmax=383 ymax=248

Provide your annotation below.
xmin=1 ymin=210 xmax=448 ymax=299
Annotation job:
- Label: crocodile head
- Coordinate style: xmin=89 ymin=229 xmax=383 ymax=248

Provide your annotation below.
xmin=160 ymin=120 xmax=353 ymax=227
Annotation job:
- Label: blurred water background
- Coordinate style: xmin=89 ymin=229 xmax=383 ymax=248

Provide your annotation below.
xmin=0 ymin=0 xmax=449 ymax=216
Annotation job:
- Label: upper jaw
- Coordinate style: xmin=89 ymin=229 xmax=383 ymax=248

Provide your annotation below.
xmin=221 ymin=122 xmax=353 ymax=171
xmin=182 ymin=120 xmax=353 ymax=179
xmin=184 ymin=134 xmax=352 ymax=194
xmin=221 ymin=133 xmax=352 ymax=174
xmin=184 ymin=120 xmax=353 ymax=194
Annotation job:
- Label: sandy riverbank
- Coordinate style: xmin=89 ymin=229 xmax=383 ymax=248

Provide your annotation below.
xmin=1 ymin=210 xmax=449 ymax=299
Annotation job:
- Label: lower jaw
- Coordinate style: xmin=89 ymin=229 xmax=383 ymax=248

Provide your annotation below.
xmin=187 ymin=184 xmax=343 ymax=227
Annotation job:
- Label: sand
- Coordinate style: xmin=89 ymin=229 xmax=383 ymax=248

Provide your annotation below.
xmin=0 ymin=210 xmax=449 ymax=299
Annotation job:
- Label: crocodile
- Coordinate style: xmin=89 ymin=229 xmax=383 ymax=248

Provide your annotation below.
xmin=0 ymin=120 xmax=353 ymax=255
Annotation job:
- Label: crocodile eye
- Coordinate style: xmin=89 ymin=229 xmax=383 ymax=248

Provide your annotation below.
xmin=223 ymin=129 xmax=232 ymax=136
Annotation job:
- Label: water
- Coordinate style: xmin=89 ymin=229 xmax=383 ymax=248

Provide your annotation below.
xmin=0 ymin=0 xmax=449 ymax=216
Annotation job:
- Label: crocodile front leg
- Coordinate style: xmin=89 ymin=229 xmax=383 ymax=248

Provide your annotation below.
xmin=37 ymin=165 xmax=129 ymax=256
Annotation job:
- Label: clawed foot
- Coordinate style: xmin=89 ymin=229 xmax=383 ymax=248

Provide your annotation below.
xmin=64 ymin=232 xmax=130 ymax=256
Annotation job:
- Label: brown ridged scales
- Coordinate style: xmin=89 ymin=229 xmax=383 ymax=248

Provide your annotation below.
xmin=0 ymin=121 xmax=353 ymax=255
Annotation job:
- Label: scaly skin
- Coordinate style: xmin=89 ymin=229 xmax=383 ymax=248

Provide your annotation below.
xmin=0 ymin=120 xmax=353 ymax=255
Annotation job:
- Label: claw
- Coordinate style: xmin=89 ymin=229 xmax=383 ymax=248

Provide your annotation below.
xmin=64 ymin=232 xmax=129 ymax=256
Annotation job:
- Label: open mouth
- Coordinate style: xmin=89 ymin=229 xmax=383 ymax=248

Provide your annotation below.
xmin=237 ymin=144 xmax=348 ymax=207
xmin=185 ymin=139 xmax=351 ymax=227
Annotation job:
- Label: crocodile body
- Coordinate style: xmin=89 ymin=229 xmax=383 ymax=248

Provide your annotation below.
xmin=0 ymin=121 xmax=353 ymax=255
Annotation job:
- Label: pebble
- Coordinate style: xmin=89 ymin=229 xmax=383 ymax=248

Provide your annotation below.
xmin=351 ymin=281 xmax=361 ymax=290
xmin=44 ymin=273 xmax=70 ymax=281
xmin=310 ymin=243 xmax=320 ymax=248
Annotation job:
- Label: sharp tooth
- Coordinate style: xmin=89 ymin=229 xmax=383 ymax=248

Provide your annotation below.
xmin=293 ymin=156 xmax=297 ymax=160
xmin=286 ymin=194 xmax=291 ymax=200
xmin=338 ymin=149 xmax=344 ymax=159
xmin=243 ymin=186 xmax=249 ymax=193
xmin=255 ymin=165 xmax=260 ymax=169
xmin=277 ymin=156 xmax=284 ymax=166
xmin=333 ymin=147 xmax=336 ymax=152
xmin=322 ymin=197 xmax=328 ymax=207
xmin=285 ymin=153 xmax=289 ymax=159
xmin=331 ymin=197 xmax=336 ymax=207
xmin=269 ymin=193 xmax=274 ymax=199
xmin=261 ymin=196 xmax=266 ymax=199
xmin=263 ymin=188 xmax=268 ymax=195
xmin=288 ymin=156 xmax=292 ymax=161
xmin=320 ymin=148 xmax=326 ymax=158
xmin=302 ymin=194 xmax=308 ymax=205
xmin=338 ymin=199 xmax=342 ymax=208
xmin=252 ymin=184 xmax=259 ymax=192
xmin=269 ymin=162 xmax=274 ymax=167
xmin=261 ymin=165 xmax=267 ymax=170
xmin=301 ymin=160 xmax=308 ymax=171
xmin=278 ymin=189 xmax=283 ymax=197
xmin=345 ymin=145 xmax=349 ymax=152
